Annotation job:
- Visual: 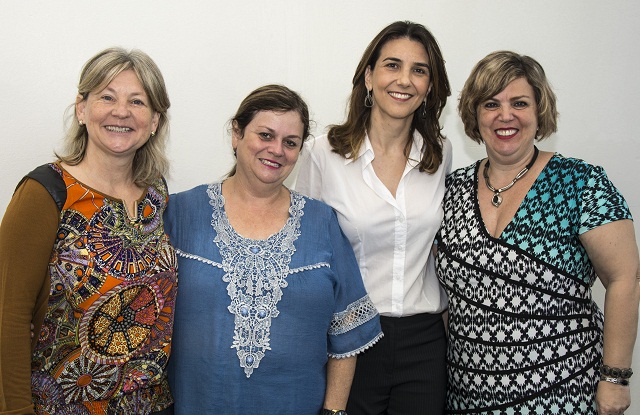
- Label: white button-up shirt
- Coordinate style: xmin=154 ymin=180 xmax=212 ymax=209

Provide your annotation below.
xmin=295 ymin=132 xmax=451 ymax=317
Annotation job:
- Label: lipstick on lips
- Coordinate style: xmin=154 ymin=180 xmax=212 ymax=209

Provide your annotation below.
xmin=495 ymin=128 xmax=518 ymax=140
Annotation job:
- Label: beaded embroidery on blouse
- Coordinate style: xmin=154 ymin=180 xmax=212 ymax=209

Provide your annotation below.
xmin=207 ymin=183 xmax=304 ymax=377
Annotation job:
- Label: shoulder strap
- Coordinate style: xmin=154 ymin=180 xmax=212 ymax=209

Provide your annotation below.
xmin=16 ymin=164 xmax=67 ymax=211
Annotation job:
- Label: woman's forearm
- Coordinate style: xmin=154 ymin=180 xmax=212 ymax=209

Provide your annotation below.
xmin=324 ymin=356 xmax=356 ymax=410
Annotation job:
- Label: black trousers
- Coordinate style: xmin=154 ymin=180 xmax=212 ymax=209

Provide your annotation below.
xmin=347 ymin=313 xmax=447 ymax=415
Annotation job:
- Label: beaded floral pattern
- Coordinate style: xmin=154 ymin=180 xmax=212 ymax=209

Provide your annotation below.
xmin=207 ymin=183 xmax=303 ymax=377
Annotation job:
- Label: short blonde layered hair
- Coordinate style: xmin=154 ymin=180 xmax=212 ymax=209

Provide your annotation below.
xmin=58 ymin=47 xmax=171 ymax=186
xmin=458 ymin=51 xmax=558 ymax=143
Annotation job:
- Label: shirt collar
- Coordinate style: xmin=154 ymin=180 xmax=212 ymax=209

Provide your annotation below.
xmin=343 ymin=133 xmax=373 ymax=166
xmin=345 ymin=130 xmax=423 ymax=167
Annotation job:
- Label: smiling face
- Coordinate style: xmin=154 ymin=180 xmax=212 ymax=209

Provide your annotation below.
xmin=232 ymin=110 xmax=304 ymax=188
xmin=76 ymin=69 xmax=159 ymax=161
xmin=477 ymin=77 xmax=538 ymax=161
xmin=365 ymin=37 xmax=432 ymax=123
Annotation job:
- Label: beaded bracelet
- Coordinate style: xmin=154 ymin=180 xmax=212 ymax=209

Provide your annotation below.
xmin=600 ymin=375 xmax=629 ymax=386
xmin=600 ymin=364 xmax=633 ymax=379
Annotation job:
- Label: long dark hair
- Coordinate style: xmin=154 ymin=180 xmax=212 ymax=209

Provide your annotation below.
xmin=328 ymin=21 xmax=450 ymax=173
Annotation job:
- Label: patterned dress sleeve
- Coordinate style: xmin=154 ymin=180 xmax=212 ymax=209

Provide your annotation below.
xmin=579 ymin=165 xmax=632 ymax=234
xmin=0 ymin=179 xmax=59 ymax=414
xmin=326 ymin=209 xmax=382 ymax=358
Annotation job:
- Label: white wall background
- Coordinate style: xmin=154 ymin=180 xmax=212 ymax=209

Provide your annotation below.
xmin=1 ymin=0 xmax=639 ymax=408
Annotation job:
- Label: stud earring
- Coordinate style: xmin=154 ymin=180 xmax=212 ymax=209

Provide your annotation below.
xmin=150 ymin=131 xmax=156 ymax=137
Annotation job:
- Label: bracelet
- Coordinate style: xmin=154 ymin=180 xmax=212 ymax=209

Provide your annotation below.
xmin=600 ymin=364 xmax=633 ymax=379
xmin=600 ymin=375 xmax=629 ymax=386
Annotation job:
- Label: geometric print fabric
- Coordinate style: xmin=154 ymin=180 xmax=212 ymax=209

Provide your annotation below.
xmin=436 ymin=155 xmax=631 ymax=414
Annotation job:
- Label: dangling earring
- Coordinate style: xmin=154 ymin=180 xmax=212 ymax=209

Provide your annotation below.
xmin=421 ymin=98 xmax=427 ymax=118
xmin=233 ymin=148 xmax=237 ymax=158
xmin=364 ymin=89 xmax=374 ymax=108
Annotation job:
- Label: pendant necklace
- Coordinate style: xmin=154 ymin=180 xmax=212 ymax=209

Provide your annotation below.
xmin=483 ymin=146 xmax=539 ymax=208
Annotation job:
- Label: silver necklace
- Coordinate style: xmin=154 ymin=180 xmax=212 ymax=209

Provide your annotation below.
xmin=483 ymin=147 xmax=539 ymax=207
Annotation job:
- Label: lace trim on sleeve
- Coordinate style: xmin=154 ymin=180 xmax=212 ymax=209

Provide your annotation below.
xmin=329 ymin=295 xmax=378 ymax=335
xmin=328 ymin=332 xmax=384 ymax=359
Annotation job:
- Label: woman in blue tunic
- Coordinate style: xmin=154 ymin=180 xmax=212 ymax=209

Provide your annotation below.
xmin=164 ymin=85 xmax=382 ymax=415
xmin=436 ymin=51 xmax=639 ymax=414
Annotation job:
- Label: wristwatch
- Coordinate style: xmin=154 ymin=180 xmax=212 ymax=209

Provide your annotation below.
xmin=320 ymin=409 xmax=348 ymax=415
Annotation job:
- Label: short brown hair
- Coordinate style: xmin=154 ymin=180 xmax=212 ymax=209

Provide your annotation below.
xmin=458 ymin=50 xmax=558 ymax=143
xmin=227 ymin=84 xmax=310 ymax=177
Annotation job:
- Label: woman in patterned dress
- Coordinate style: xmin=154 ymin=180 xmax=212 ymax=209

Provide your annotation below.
xmin=0 ymin=48 xmax=177 ymax=415
xmin=436 ymin=51 xmax=639 ymax=415
xmin=164 ymin=84 xmax=382 ymax=415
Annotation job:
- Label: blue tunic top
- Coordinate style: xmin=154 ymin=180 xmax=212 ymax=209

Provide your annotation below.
xmin=164 ymin=183 xmax=382 ymax=415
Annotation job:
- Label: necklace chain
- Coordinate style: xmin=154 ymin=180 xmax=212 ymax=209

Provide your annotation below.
xmin=483 ymin=147 xmax=539 ymax=207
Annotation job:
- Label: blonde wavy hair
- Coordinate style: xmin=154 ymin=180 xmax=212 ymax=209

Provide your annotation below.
xmin=57 ymin=47 xmax=171 ymax=186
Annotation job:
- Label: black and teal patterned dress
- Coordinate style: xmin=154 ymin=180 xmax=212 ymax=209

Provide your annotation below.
xmin=435 ymin=155 xmax=632 ymax=414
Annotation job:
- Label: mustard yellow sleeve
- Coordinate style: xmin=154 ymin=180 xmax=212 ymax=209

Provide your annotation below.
xmin=0 ymin=179 xmax=58 ymax=414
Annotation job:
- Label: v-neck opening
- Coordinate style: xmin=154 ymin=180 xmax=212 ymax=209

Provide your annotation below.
xmin=474 ymin=154 xmax=556 ymax=241
xmin=57 ymin=162 xmax=149 ymax=222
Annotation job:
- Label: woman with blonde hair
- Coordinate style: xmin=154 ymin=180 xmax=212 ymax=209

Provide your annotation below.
xmin=437 ymin=50 xmax=639 ymax=414
xmin=0 ymin=47 xmax=176 ymax=415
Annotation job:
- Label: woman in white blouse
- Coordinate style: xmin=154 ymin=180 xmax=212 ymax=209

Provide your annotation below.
xmin=296 ymin=21 xmax=452 ymax=414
